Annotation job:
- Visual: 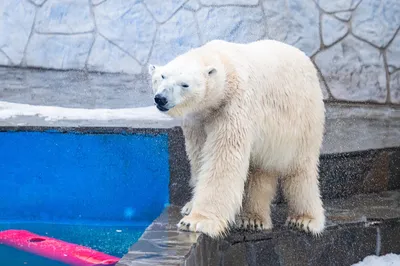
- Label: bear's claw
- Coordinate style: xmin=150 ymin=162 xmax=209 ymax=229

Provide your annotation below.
xmin=177 ymin=213 xmax=227 ymax=238
xmin=285 ymin=216 xmax=324 ymax=236
xmin=235 ymin=215 xmax=272 ymax=231
xmin=180 ymin=201 xmax=193 ymax=216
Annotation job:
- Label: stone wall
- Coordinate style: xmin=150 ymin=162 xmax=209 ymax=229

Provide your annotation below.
xmin=0 ymin=0 xmax=399 ymax=105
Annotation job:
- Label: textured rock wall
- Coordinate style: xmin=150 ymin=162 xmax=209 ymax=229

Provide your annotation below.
xmin=0 ymin=0 xmax=399 ymax=104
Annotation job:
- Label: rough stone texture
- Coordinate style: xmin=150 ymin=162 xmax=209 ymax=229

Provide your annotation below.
xmin=0 ymin=52 xmax=10 ymax=65
xmin=263 ymin=0 xmax=320 ymax=56
xmin=388 ymin=150 xmax=400 ymax=190
xmin=352 ymin=0 xmax=400 ymax=48
xmin=241 ymin=227 xmax=377 ymax=266
xmin=200 ymin=0 xmax=258 ymax=5
xmin=387 ymin=32 xmax=400 ymax=69
xmin=183 ymin=0 xmax=200 ymax=11
xmin=30 ymin=0 xmax=47 ymax=5
xmin=315 ymin=35 xmax=387 ymax=103
xmin=321 ymin=14 xmax=348 ymax=46
xmin=0 ymin=0 xmax=36 ymax=64
xmin=119 ymin=190 xmax=400 ymax=266
xmin=168 ymin=127 xmax=192 ymax=207
xmin=334 ymin=11 xmax=352 ymax=21
xmin=35 ymin=0 xmax=94 ymax=34
xmin=391 ymin=71 xmax=400 ymax=104
xmin=0 ymin=0 xmax=398 ymax=108
xmin=150 ymin=10 xmax=201 ymax=65
xmin=317 ymin=0 xmax=357 ymax=12
xmin=316 ymin=68 xmax=330 ymax=100
xmin=197 ymin=6 xmax=264 ymax=44
xmin=351 ymin=0 xmax=363 ymax=9
xmin=91 ymin=0 xmax=105 ymax=5
xmin=144 ymin=0 xmax=186 ymax=23
xmin=87 ymin=35 xmax=142 ymax=74
xmin=95 ymin=0 xmax=156 ymax=65
xmin=319 ymin=150 xmax=390 ymax=199
xmin=380 ymin=219 xmax=400 ymax=256
xmin=25 ymin=33 xmax=93 ymax=70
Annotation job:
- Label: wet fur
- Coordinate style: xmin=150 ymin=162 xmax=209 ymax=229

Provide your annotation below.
xmin=149 ymin=40 xmax=326 ymax=238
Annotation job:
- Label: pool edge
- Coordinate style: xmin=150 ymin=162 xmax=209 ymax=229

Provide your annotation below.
xmin=118 ymin=190 xmax=400 ymax=266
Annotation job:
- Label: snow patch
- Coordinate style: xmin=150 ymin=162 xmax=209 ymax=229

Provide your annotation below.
xmin=352 ymin=253 xmax=400 ymax=266
xmin=0 ymin=101 xmax=173 ymax=122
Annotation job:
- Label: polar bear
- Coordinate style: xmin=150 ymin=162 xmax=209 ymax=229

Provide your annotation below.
xmin=148 ymin=39 xmax=326 ymax=238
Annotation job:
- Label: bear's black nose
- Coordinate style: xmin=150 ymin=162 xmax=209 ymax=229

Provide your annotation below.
xmin=154 ymin=94 xmax=168 ymax=106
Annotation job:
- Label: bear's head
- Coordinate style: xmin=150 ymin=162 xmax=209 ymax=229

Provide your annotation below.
xmin=148 ymin=52 xmax=225 ymax=117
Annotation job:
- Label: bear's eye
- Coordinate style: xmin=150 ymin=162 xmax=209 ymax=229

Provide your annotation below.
xmin=161 ymin=74 xmax=166 ymax=79
xmin=181 ymin=83 xmax=189 ymax=88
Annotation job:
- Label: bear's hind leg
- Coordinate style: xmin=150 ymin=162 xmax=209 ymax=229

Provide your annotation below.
xmin=236 ymin=168 xmax=277 ymax=231
xmin=282 ymin=162 xmax=325 ymax=236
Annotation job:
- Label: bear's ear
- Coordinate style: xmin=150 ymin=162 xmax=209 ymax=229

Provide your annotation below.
xmin=148 ymin=64 xmax=157 ymax=75
xmin=205 ymin=66 xmax=217 ymax=76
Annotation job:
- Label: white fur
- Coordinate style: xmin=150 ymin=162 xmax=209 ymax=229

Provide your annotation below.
xmin=148 ymin=40 xmax=326 ymax=238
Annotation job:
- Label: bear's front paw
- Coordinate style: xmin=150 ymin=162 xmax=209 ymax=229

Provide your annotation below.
xmin=180 ymin=200 xmax=193 ymax=216
xmin=177 ymin=213 xmax=227 ymax=238
xmin=235 ymin=214 xmax=272 ymax=231
xmin=285 ymin=215 xmax=325 ymax=236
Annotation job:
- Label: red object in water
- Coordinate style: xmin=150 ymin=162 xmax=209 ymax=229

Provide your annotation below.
xmin=0 ymin=229 xmax=120 ymax=266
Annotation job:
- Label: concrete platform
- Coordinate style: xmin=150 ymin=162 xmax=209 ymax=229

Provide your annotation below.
xmin=117 ymin=190 xmax=400 ymax=266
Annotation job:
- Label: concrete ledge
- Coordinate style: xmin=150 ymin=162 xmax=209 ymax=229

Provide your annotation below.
xmin=323 ymin=103 xmax=400 ymax=154
xmin=0 ymin=67 xmax=153 ymax=108
xmin=118 ymin=190 xmax=400 ymax=266
xmin=1 ymin=101 xmax=399 ymax=154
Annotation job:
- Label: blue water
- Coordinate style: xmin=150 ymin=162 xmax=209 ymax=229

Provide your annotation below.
xmin=0 ymin=222 xmax=146 ymax=265
xmin=0 ymin=131 xmax=170 ymax=222
xmin=0 ymin=130 xmax=170 ymax=265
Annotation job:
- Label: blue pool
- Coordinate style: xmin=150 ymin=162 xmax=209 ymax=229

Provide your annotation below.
xmin=0 ymin=129 xmax=171 ymax=265
xmin=0 ymin=223 xmax=146 ymax=265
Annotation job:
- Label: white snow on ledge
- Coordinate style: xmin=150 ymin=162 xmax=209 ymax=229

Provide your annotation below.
xmin=352 ymin=253 xmax=400 ymax=266
xmin=0 ymin=101 xmax=173 ymax=122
